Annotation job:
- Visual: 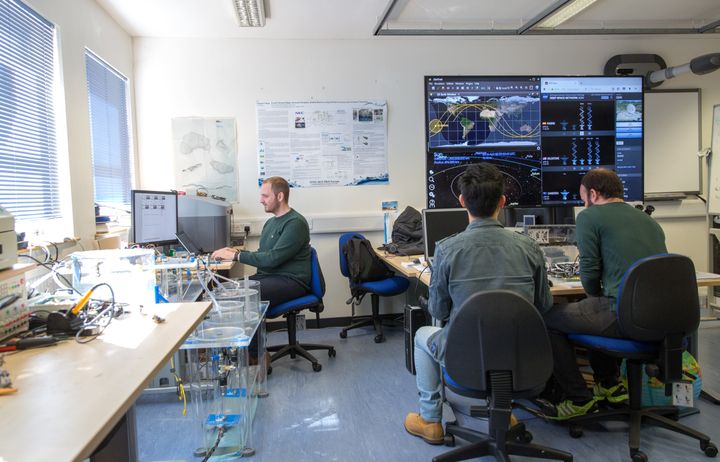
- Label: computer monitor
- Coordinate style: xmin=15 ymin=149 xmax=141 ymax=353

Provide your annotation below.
xmin=425 ymin=75 xmax=644 ymax=208
xmin=422 ymin=208 xmax=469 ymax=264
xmin=130 ymin=190 xmax=178 ymax=246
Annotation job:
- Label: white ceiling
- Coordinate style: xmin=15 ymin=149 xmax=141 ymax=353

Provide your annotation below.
xmin=94 ymin=0 xmax=720 ymax=38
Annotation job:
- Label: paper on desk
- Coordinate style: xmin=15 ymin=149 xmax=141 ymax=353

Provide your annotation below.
xmin=696 ymin=272 xmax=720 ymax=280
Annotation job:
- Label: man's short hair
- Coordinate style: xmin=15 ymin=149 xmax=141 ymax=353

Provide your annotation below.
xmin=458 ymin=163 xmax=504 ymax=218
xmin=263 ymin=176 xmax=290 ymax=202
xmin=581 ymin=168 xmax=624 ymax=200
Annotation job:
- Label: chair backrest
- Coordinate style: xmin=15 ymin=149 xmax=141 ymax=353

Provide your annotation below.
xmin=338 ymin=232 xmax=360 ymax=278
xmin=309 ymin=247 xmax=325 ymax=298
xmin=444 ymin=290 xmax=553 ymax=395
xmin=617 ymin=253 xmax=699 ymax=342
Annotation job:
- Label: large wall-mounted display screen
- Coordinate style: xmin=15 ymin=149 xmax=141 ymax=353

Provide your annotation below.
xmin=425 ymin=76 xmax=644 ymax=208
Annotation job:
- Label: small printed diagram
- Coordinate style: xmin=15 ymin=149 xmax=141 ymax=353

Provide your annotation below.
xmin=172 ymin=117 xmax=238 ymax=201
xmin=357 ymin=109 xmax=373 ymax=122
xmin=355 ymin=134 xmax=370 ymax=146
xmin=295 ymin=111 xmax=306 ymax=128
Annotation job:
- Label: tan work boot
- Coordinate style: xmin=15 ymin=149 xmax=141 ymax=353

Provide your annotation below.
xmin=404 ymin=412 xmax=444 ymax=445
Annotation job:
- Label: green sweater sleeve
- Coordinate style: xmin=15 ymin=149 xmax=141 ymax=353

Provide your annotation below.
xmin=238 ymin=217 xmax=308 ymax=270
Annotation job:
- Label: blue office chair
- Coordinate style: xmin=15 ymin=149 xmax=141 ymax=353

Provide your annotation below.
xmin=338 ymin=232 xmax=409 ymax=343
xmin=266 ymin=248 xmax=336 ymax=372
xmin=566 ymin=254 xmax=717 ymax=462
xmin=434 ymin=290 xmax=573 ymax=462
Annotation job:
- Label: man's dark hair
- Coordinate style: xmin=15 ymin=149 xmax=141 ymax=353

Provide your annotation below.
xmin=458 ymin=163 xmax=504 ymax=218
xmin=580 ymin=168 xmax=624 ymax=200
xmin=263 ymin=176 xmax=290 ymax=202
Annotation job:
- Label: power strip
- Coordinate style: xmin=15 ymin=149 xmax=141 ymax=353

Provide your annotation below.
xmin=0 ymin=273 xmax=29 ymax=342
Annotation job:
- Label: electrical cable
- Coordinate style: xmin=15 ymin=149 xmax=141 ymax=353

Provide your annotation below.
xmin=200 ymin=427 xmax=225 ymax=462
xmin=73 ymin=283 xmax=118 ymax=344
xmin=169 ymin=357 xmax=187 ymax=416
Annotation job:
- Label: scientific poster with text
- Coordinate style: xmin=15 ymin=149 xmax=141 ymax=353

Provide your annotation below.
xmin=256 ymin=100 xmax=388 ymax=187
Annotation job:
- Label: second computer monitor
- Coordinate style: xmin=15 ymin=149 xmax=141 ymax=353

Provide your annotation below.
xmin=422 ymin=208 xmax=470 ymax=264
xmin=131 ymin=190 xmax=178 ymax=246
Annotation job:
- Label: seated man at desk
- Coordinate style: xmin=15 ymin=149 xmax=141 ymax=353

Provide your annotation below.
xmin=541 ymin=168 xmax=667 ymax=420
xmin=404 ymin=163 xmax=552 ymax=444
xmin=212 ymin=176 xmax=311 ymax=308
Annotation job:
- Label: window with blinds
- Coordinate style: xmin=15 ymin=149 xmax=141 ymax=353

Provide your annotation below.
xmin=0 ymin=0 xmax=61 ymax=222
xmin=85 ymin=50 xmax=132 ymax=208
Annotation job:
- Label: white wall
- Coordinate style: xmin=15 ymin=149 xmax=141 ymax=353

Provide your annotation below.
xmin=133 ymin=35 xmax=720 ymax=318
xmin=25 ymin=0 xmax=135 ymax=239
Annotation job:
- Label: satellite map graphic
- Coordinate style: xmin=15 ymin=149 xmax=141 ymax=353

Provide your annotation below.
xmin=427 ymin=95 xmax=540 ymax=148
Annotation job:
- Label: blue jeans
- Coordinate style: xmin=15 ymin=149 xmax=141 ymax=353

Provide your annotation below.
xmin=414 ymin=325 xmax=443 ymax=422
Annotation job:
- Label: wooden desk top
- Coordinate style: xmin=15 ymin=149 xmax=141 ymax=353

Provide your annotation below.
xmin=0 ymin=301 xmax=211 ymax=462
xmin=374 ymin=249 xmax=720 ymax=296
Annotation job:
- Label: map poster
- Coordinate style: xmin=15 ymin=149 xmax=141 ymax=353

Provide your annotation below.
xmin=256 ymin=100 xmax=388 ymax=188
xmin=172 ymin=117 xmax=237 ymax=201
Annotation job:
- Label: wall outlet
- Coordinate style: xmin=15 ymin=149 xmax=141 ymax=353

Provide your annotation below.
xmin=296 ymin=313 xmax=306 ymax=331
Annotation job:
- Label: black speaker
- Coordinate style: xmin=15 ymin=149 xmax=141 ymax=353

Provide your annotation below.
xmin=404 ymin=305 xmax=429 ymax=375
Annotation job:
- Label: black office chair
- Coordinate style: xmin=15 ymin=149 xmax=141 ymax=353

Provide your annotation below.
xmin=567 ymin=254 xmax=717 ymax=462
xmin=434 ymin=290 xmax=573 ymax=462
xmin=266 ymin=247 xmax=336 ymax=372
xmin=338 ymin=232 xmax=409 ymax=343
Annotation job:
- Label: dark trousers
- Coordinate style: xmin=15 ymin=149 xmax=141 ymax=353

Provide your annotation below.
xmin=543 ymin=296 xmax=623 ymax=401
xmin=249 ymin=274 xmax=309 ymax=357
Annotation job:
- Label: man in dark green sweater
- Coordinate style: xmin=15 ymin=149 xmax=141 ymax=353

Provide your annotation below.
xmin=212 ymin=176 xmax=311 ymax=307
xmin=542 ymin=168 xmax=667 ymax=420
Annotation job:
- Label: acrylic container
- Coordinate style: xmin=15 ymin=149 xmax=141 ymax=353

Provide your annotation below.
xmin=182 ymin=301 xmax=268 ymax=460
xmin=70 ymin=249 xmax=156 ymax=307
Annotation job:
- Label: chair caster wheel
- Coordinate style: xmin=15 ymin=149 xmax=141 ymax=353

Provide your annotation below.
xmin=328 ymin=348 xmax=336 ymax=358
xmin=519 ymin=431 xmax=533 ymax=443
xmin=631 ymin=450 xmax=648 ymax=462
xmin=701 ymin=441 xmax=718 ymax=457
xmin=374 ymin=334 xmax=385 ymax=343
xmin=569 ymin=425 xmax=583 ymax=438
xmin=339 ymin=331 xmax=347 ymax=339
xmin=312 ymin=363 xmax=322 ymax=372
xmin=444 ymin=435 xmax=455 ymax=447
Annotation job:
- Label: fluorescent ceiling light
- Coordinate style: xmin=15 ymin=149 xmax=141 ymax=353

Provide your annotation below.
xmin=536 ymin=0 xmax=598 ymax=29
xmin=232 ymin=0 xmax=266 ymax=27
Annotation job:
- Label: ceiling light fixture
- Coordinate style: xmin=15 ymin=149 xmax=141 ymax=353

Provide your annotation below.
xmin=536 ymin=0 xmax=598 ymax=29
xmin=232 ymin=0 xmax=266 ymax=27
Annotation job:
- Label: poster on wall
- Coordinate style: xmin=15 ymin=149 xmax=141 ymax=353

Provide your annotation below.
xmin=256 ymin=100 xmax=388 ymax=187
xmin=171 ymin=117 xmax=238 ymax=201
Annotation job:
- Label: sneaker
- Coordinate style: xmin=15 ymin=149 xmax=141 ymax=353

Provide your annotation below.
xmin=593 ymin=382 xmax=629 ymax=404
xmin=404 ymin=412 xmax=444 ymax=445
xmin=539 ymin=399 xmax=599 ymax=421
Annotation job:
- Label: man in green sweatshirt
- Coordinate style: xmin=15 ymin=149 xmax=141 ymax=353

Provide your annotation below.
xmin=212 ymin=176 xmax=311 ymax=307
xmin=541 ymin=168 xmax=667 ymax=420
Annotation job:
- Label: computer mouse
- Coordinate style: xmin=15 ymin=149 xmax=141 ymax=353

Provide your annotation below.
xmin=547 ymin=279 xmax=554 ymax=287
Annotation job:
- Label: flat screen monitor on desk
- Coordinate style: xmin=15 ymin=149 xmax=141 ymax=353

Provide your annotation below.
xmin=130 ymin=190 xmax=178 ymax=246
xmin=422 ymin=208 xmax=470 ymax=265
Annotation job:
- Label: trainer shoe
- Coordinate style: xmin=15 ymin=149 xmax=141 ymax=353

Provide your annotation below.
xmin=539 ymin=398 xmax=599 ymax=421
xmin=593 ymin=382 xmax=629 ymax=404
xmin=404 ymin=412 xmax=444 ymax=445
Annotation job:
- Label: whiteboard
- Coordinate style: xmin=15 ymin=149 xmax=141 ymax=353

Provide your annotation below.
xmin=643 ymin=90 xmax=701 ymax=195
xmin=708 ymin=104 xmax=720 ymax=214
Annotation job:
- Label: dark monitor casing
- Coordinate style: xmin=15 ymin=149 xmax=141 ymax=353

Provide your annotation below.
xmin=422 ymin=208 xmax=470 ymax=262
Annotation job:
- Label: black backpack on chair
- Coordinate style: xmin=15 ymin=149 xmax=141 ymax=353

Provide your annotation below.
xmin=342 ymin=234 xmax=393 ymax=285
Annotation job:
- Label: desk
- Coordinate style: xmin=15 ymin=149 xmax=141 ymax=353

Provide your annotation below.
xmin=0 ymin=301 xmax=211 ymax=462
xmin=374 ymin=249 xmax=720 ymax=296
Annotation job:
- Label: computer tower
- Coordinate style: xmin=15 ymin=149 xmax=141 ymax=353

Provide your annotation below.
xmin=404 ymin=305 xmax=429 ymax=375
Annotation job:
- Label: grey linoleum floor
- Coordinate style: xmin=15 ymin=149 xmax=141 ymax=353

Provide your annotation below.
xmin=137 ymin=322 xmax=720 ymax=462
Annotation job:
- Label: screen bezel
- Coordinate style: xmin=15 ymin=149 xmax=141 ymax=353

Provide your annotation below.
xmin=423 ymin=75 xmax=645 ymax=209
xmin=130 ymin=189 xmax=179 ymax=246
